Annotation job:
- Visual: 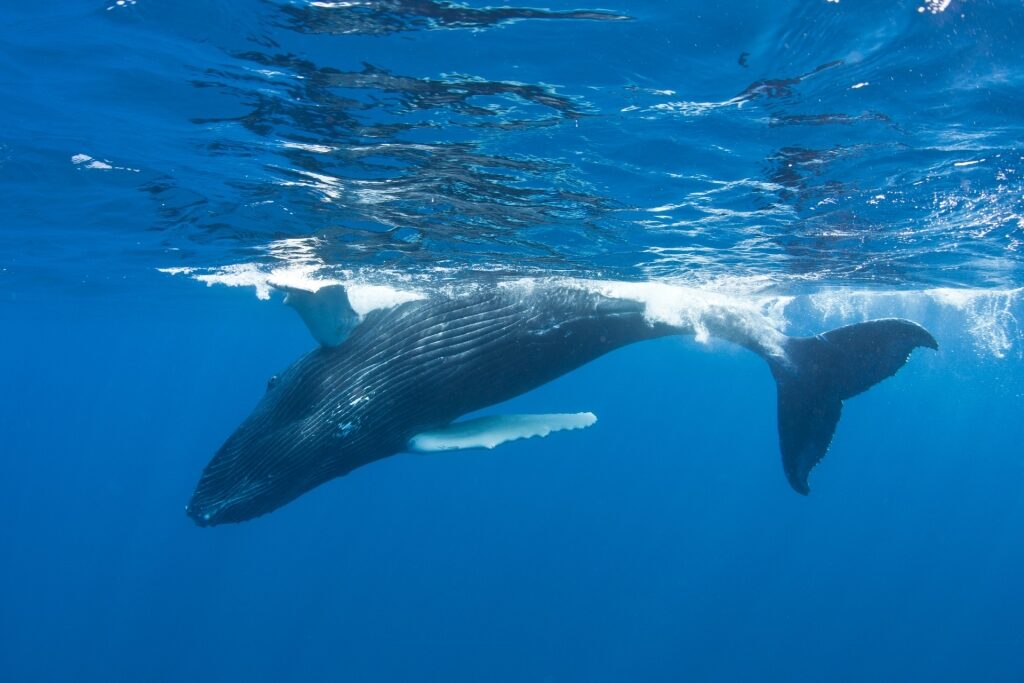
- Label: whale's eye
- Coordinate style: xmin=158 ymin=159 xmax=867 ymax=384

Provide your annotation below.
xmin=266 ymin=375 xmax=279 ymax=392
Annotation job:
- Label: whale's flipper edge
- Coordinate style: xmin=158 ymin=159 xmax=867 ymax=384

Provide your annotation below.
xmin=409 ymin=412 xmax=597 ymax=453
xmin=769 ymin=319 xmax=937 ymax=495
xmin=278 ymin=283 xmax=359 ymax=347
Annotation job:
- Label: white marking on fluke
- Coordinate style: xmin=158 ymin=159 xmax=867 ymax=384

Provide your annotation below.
xmin=408 ymin=412 xmax=597 ymax=453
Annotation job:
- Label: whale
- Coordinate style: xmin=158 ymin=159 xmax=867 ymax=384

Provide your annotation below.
xmin=186 ymin=279 xmax=937 ymax=526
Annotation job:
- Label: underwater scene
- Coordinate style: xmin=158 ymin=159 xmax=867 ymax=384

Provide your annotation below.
xmin=2 ymin=0 xmax=1023 ymax=681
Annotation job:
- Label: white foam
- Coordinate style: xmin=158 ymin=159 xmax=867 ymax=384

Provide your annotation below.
xmin=156 ymin=266 xmax=196 ymax=276
xmin=925 ymin=287 xmax=1021 ymax=358
xmin=161 ymin=260 xmax=425 ymax=313
xmin=160 ymin=263 xmax=1023 ymax=359
xmin=72 ymin=153 xmax=112 ymax=170
xmin=585 ymin=279 xmax=789 ymax=354
xmin=71 ymin=153 xmax=139 ymax=172
xmin=345 ymin=284 xmax=424 ymax=316
xmin=577 ymin=279 xmax=1023 ymax=359
xmin=493 ymin=277 xmax=789 ymax=356
xmin=918 ymin=0 xmax=951 ymax=14
xmin=199 ymin=263 xmax=278 ymax=300
xmin=266 ymin=265 xmax=342 ymax=297
xmin=801 ymin=287 xmax=1023 ymax=359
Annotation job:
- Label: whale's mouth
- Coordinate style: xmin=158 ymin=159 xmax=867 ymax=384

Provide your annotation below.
xmin=186 ymin=438 xmax=320 ymax=527
xmin=187 ymin=409 xmax=308 ymax=526
xmin=186 ymin=446 xmax=279 ymax=526
xmin=186 ymin=465 xmax=300 ymax=526
xmin=187 ymin=478 xmax=318 ymax=526
xmin=185 ymin=502 xmax=218 ymax=527
xmin=185 ymin=491 xmax=257 ymax=527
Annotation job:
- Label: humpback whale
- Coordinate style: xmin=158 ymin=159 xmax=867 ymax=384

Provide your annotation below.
xmin=186 ymin=279 xmax=937 ymax=526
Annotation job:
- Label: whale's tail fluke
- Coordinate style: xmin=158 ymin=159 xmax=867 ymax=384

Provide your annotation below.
xmin=767 ymin=319 xmax=937 ymax=494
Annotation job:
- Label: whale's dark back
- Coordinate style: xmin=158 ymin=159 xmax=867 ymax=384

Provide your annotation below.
xmin=188 ymin=286 xmax=669 ymax=525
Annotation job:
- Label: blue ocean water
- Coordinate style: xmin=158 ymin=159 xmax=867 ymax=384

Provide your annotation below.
xmin=2 ymin=1 xmax=1023 ymax=681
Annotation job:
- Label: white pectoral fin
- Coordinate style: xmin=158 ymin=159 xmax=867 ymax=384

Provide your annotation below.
xmin=276 ymin=283 xmax=360 ymax=347
xmin=408 ymin=412 xmax=597 ymax=453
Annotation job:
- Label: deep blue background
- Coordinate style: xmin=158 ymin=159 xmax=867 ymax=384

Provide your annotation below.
xmin=2 ymin=0 xmax=1024 ymax=680
xmin=2 ymin=287 xmax=1023 ymax=682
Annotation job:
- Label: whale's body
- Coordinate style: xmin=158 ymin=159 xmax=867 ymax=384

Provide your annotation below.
xmin=187 ymin=280 xmax=936 ymax=526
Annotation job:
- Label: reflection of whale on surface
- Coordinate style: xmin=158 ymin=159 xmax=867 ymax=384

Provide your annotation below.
xmin=186 ymin=279 xmax=937 ymax=526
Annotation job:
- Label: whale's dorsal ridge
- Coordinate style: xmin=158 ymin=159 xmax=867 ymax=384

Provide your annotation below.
xmin=408 ymin=412 xmax=598 ymax=453
xmin=278 ymin=283 xmax=359 ymax=347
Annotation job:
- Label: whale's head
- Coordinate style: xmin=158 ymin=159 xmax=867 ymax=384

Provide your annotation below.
xmin=186 ymin=350 xmax=353 ymax=526
xmin=186 ymin=421 xmax=311 ymax=526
